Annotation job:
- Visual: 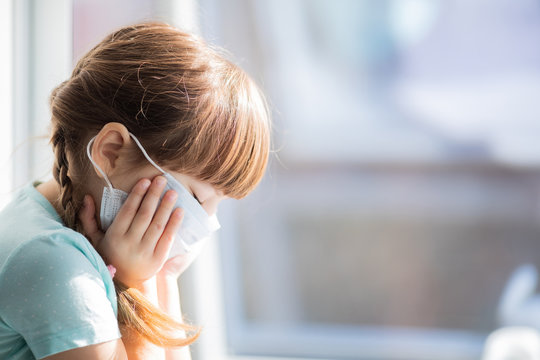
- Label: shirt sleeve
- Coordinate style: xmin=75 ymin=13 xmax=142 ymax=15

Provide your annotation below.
xmin=0 ymin=234 xmax=121 ymax=359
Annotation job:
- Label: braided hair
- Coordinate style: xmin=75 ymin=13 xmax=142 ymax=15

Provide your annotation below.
xmin=51 ymin=126 xmax=82 ymax=232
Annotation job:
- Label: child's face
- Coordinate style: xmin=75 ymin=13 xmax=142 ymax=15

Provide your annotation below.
xmin=110 ymin=163 xmax=227 ymax=216
xmin=168 ymin=171 xmax=227 ymax=216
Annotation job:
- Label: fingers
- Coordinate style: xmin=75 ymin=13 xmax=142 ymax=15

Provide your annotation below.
xmin=78 ymin=195 xmax=95 ymax=233
xmin=79 ymin=195 xmax=103 ymax=247
xmin=99 ymin=175 xmax=182 ymax=284
xmin=127 ymin=176 xmax=168 ymax=237
xmin=154 ymin=207 xmax=184 ymax=261
xmin=141 ymin=189 xmax=178 ymax=246
xmin=112 ymin=178 xmax=152 ymax=233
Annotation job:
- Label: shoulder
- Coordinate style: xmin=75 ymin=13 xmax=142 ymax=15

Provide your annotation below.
xmin=0 ymin=185 xmax=90 ymax=269
xmin=2 ymin=230 xmax=107 ymax=283
xmin=0 ymin=231 xmax=117 ymax=316
xmin=0 ymin=233 xmax=121 ymax=359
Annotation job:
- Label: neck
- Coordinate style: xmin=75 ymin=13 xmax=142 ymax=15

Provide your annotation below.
xmin=36 ymin=178 xmax=64 ymax=217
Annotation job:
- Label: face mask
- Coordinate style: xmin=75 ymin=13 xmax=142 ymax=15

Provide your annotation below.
xmin=86 ymin=133 xmax=221 ymax=259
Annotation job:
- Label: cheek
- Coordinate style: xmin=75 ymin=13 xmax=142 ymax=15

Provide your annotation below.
xmin=115 ymin=166 xmax=163 ymax=192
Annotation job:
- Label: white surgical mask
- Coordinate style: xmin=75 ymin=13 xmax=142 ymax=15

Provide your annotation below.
xmin=86 ymin=133 xmax=221 ymax=259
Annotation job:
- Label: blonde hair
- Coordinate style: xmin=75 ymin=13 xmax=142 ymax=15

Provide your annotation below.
xmin=49 ymin=22 xmax=271 ymax=347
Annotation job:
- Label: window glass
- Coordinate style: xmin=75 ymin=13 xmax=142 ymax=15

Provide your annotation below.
xmin=200 ymin=0 xmax=540 ymax=358
xmin=0 ymin=0 xmax=13 ymax=208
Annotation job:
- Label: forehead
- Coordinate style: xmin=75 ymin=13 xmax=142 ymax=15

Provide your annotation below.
xmin=166 ymin=170 xmax=217 ymax=195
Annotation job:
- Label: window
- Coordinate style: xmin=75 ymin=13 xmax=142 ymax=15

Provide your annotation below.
xmin=9 ymin=0 xmax=72 ymax=198
xmin=0 ymin=0 xmax=13 ymax=208
xmin=194 ymin=0 xmax=540 ymax=359
xmin=10 ymin=1 xmax=540 ymax=359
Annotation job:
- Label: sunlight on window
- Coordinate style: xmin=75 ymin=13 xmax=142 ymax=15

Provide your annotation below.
xmin=0 ymin=0 xmax=13 ymax=208
xmin=199 ymin=0 xmax=540 ymax=358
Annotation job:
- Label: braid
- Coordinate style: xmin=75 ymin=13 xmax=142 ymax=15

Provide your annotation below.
xmin=51 ymin=127 xmax=83 ymax=233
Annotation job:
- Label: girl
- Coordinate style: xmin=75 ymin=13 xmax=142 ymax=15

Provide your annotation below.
xmin=0 ymin=22 xmax=270 ymax=359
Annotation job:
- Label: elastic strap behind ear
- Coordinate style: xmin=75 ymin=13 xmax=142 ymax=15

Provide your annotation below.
xmin=128 ymin=132 xmax=166 ymax=174
xmin=86 ymin=136 xmax=114 ymax=190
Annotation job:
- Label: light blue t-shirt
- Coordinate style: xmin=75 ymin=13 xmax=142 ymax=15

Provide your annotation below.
xmin=0 ymin=183 xmax=121 ymax=359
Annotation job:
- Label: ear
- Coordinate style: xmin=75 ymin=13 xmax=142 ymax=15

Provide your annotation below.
xmin=90 ymin=122 xmax=131 ymax=180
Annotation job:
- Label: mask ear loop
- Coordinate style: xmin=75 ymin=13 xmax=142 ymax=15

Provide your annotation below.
xmin=128 ymin=133 xmax=167 ymax=174
xmin=87 ymin=133 xmax=165 ymax=190
xmin=86 ymin=136 xmax=114 ymax=191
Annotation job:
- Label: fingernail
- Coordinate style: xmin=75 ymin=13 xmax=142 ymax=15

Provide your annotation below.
xmin=140 ymin=179 xmax=151 ymax=189
xmin=82 ymin=195 xmax=89 ymax=207
xmin=174 ymin=208 xmax=184 ymax=219
xmin=156 ymin=176 xmax=166 ymax=186
xmin=166 ymin=191 xmax=178 ymax=201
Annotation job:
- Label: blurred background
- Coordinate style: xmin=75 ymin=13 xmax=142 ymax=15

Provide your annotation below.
xmin=2 ymin=0 xmax=540 ymax=359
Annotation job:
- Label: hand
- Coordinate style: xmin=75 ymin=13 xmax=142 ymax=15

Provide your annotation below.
xmin=158 ymin=255 xmax=192 ymax=279
xmin=78 ymin=176 xmax=184 ymax=288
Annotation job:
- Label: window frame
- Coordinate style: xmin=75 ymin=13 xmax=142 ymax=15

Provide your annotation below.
xmin=0 ymin=0 xmax=14 ymax=208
